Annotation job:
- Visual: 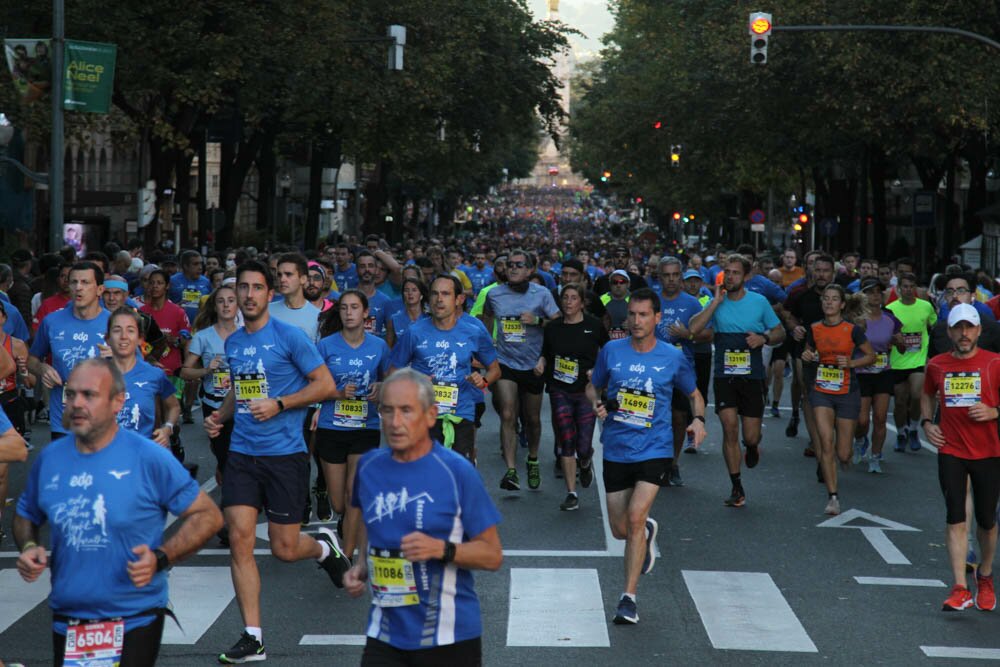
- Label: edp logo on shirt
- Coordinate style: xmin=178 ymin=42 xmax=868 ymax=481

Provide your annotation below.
xmin=70 ymin=472 xmax=93 ymax=489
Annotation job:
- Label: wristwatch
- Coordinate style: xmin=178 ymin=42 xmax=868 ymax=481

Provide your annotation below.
xmin=442 ymin=541 xmax=457 ymax=564
xmin=693 ymin=415 xmax=706 ymax=423
xmin=921 ymin=418 xmax=933 ymax=428
xmin=153 ymin=548 xmax=171 ymax=572
xmin=162 ymin=421 xmax=175 ymax=433
xmin=276 ymin=398 xmax=286 ymax=412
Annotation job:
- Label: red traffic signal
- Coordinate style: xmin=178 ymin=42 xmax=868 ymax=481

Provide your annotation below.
xmin=653 ymin=120 xmax=663 ymax=130
xmin=672 ymin=212 xmax=681 ymax=221
xmin=797 ymin=213 xmax=809 ymax=224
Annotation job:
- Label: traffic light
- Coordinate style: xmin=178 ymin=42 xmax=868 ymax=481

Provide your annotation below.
xmin=749 ymin=12 xmax=772 ymax=64
xmin=601 ymin=170 xmax=611 ymax=182
xmin=672 ymin=211 xmax=681 ymax=221
xmin=653 ymin=120 xmax=663 ymax=130
xmin=670 ymin=145 xmax=681 ymax=168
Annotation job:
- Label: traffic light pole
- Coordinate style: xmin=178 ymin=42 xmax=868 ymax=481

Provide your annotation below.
xmin=770 ymin=24 xmax=1000 ymax=53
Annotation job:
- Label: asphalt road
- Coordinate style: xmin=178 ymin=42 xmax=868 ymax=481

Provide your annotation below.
xmin=2 ymin=389 xmax=998 ymax=666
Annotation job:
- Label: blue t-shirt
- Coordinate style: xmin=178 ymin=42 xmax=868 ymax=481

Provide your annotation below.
xmin=747 ymin=274 xmax=786 ymax=305
xmin=938 ymin=300 xmax=996 ymax=323
xmin=168 ymin=273 xmax=212 ymax=323
xmin=363 ymin=290 xmax=393 ymax=339
xmin=656 ymin=291 xmax=705 ymax=363
xmin=317 ymin=333 xmax=390 ymax=431
xmin=484 ymin=283 xmax=561 ymax=370
xmin=188 ymin=325 xmax=231 ymax=408
xmin=29 ymin=307 xmax=110 ymax=433
xmin=536 ymin=269 xmax=557 ymax=290
xmin=846 ymin=278 xmax=861 ymax=294
xmin=591 ymin=339 xmax=696 ymax=461
xmin=466 ymin=267 xmax=495 ymax=295
xmin=377 ymin=281 xmax=401 ymax=300
xmin=118 ymin=360 xmax=175 ymax=437
xmin=334 ymin=264 xmax=359 ymax=291
xmin=390 ymin=309 xmax=429 ymax=342
xmin=3 ymin=304 xmax=29 ymax=342
xmin=785 ymin=277 xmax=807 ymax=295
xmin=352 ymin=444 xmax=501 ymax=650
xmin=708 ymin=290 xmax=781 ymax=379
xmin=268 ymin=299 xmax=321 ymax=342
xmin=389 ymin=316 xmax=496 ymax=422
xmin=225 ymin=318 xmax=325 ymax=456
xmin=16 ymin=429 xmax=199 ymax=631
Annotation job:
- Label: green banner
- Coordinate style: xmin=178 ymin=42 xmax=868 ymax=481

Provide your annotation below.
xmin=64 ymin=40 xmax=116 ymax=114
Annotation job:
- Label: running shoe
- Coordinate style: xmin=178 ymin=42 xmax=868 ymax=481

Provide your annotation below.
xmin=724 ymin=488 xmax=746 ymax=508
xmin=613 ymin=595 xmax=639 ymax=625
xmin=867 ymin=457 xmax=882 ymax=474
xmin=908 ymin=428 xmax=922 ymax=452
xmin=668 ymin=467 xmax=684 ymax=487
xmin=967 ymin=546 xmax=978 ymax=573
xmin=744 ymin=445 xmax=760 ymax=469
xmin=852 ymin=436 xmax=870 ymax=464
xmin=683 ymin=437 xmax=698 ymax=454
xmin=560 ymin=493 xmax=579 ymax=511
xmin=315 ymin=527 xmax=351 ymax=588
xmin=894 ymin=433 xmax=907 ymax=452
xmin=315 ymin=487 xmax=333 ymax=522
xmin=642 ymin=518 xmax=658 ymax=574
xmin=579 ymin=460 xmax=594 ymax=488
xmin=976 ymin=573 xmax=996 ymax=611
xmin=219 ymin=631 xmax=266 ymax=663
xmin=500 ymin=468 xmax=520 ymax=491
xmin=770 ymin=405 xmax=781 ymax=418
xmin=942 ymin=584 xmax=974 ymax=611
xmin=554 ymin=459 xmax=563 ymax=479
xmin=785 ymin=415 xmax=799 ymax=437
xmin=824 ymin=496 xmax=841 ymax=516
xmin=526 ymin=458 xmax=541 ymax=490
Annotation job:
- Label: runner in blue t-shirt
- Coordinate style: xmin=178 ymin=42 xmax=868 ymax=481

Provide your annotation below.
xmin=343 ymin=369 xmax=502 ymax=663
xmin=386 ymin=277 xmax=429 ymax=348
xmin=14 ymin=359 xmax=222 ymax=665
xmin=28 ymin=262 xmax=110 ymax=440
xmin=105 ymin=307 xmax=179 ymax=444
xmin=314 ymin=290 xmax=391 ymax=562
xmin=203 ymin=260 xmax=352 ymax=664
xmin=356 ymin=251 xmax=393 ymax=338
xmin=689 ymin=254 xmax=785 ymax=509
xmin=169 ymin=251 xmax=212 ymax=323
xmin=390 ymin=275 xmax=499 ymax=462
xmin=587 ymin=288 xmax=706 ymax=625
xmin=655 ymin=257 xmax=712 ymax=481
xmin=332 ymin=243 xmax=359 ymax=291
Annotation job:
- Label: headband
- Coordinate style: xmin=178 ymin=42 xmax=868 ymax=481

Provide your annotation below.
xmin=104 ymin=280 xmax=128 ymax=291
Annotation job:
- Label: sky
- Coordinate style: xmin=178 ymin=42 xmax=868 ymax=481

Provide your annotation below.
xmin=526 ymin=0 xmax=614 ymax=61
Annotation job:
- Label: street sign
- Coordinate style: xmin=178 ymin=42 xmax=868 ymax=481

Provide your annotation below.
xmin=751 ymin=223 xmax=765 ymax=232
xmin=912 ymin=191 xmax=936 ymax=228
xmin=820 ymin=217 xmax=838 ymax=236
xmin=749 ymin=208 xmax=765 ymax=224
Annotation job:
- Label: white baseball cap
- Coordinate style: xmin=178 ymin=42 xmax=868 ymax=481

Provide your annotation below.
xmin=947 ymin=303 xmax=981 ymax=328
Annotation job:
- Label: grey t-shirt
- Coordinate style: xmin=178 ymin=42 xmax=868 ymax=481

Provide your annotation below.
xmin=485 ymin=283 xmax=561 ymax=370
xmin=269 ymin=299 xmax=321 ymax=342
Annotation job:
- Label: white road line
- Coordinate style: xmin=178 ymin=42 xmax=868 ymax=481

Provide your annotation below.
xmin=161 ymin=567 xmax=235 ymax=645
xmin=165 ymin=477 xmax=218 ymax=530
xmin=0 ymin=569 xmax=50 ymax=634
xmin=884 ymin=422 xmax=936 ymax=453
xmin=683 ymin=570 xmax=818 ymax=653
xmin=854 ymin=576 xmax=946 ymax=587
xmin=506 ymin=568 xmax=610 ymax=647
xmin=300 ymin=634 xmax=367 ymax=645
xmin=860 ymin=527 xmax=911 ymax=565
xmin=921 ymin=646 xmax=1000 ymax=659
xmin=504 ymin=550 xmax=612 ymax=558
xmin=592 ymin=429 xmax=624 ymax=557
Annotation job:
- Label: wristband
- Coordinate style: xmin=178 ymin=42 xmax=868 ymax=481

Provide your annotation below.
xmin=442 ymin=541 xmax=457 ymax=564
xmin=154 ymin=548 xmax=170 ymax=572
xmin=921 ymin=418 xmax=933 ymax=428
xmin=21 ymin=540 xmax=37 ymax=553
xmin=693 ymin=415 xmax=706 ymax=423
xmin=276 ymin=398 xmax=286 ymax=412
xmin=162 ymin=421 xmax=175 ymax=433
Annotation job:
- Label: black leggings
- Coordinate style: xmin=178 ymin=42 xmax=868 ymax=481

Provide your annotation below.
xmin=694 ymin=353 xmax=711 ymax=403
xmin=53 ymin=614 xmax=164 ymax=667
xmin=361 ymin=636 xmax=481 ymax=667
xmin=937 ymin=453 xmax=1000 ymax=527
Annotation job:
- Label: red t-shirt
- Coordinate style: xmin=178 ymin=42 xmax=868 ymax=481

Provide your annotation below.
xmin=140 ymin=300 xmax=190 ymax=375
xmin=924 ymin=348 xmax=1000 ymax=459
xmin=32 ymin=294 xmax=70 ymax=331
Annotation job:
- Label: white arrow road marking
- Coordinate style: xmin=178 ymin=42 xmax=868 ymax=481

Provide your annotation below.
xmin=0 ymin=569 xmax=50 ymax=633
xmin=161 ymin=567 xmax=235 ymax=644
xmin=817 ymin=508 xmax=920 ymax=565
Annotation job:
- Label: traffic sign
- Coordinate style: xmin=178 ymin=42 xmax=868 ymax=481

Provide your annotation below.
xmin=749 ymin=209 xmax=765 ymax=224
xmin=751 ymin=223 xmax=765 ymax=233
xmin=820 ymin=217 xmax=838 ymax=236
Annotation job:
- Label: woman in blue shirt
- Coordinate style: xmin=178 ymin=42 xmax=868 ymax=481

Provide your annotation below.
xmin=386 ymin=277 xmax=428 ymax=348
xmin=313 ymin=290 xmax=390 ymax=560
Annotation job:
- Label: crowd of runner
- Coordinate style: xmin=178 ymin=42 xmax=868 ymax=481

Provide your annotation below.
xmin=3 ymin=185 xmax=1000 ymax=664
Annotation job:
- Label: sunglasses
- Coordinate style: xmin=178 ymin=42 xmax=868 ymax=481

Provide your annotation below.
xmin=611 ymin=279 xmax=629 ymax=286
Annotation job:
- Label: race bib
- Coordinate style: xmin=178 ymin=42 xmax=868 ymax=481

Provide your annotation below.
xmin=368 ymin=548 xmax=419 ymax=607
xmin=873 ymin=352 xmax=889 ymax=371
xmin=609 ymin=327 xmax=629 ymax=340
xmin=553 ymin=356 xmax=579 ymax=384
xmin=500 ymin=317 xmax=526 ymax=343
xmin=333 ymin=399 xmax=368 ymax=428
xmin=234 ymin=372 xmax=268 ymax=413
xmin=723 ymin=350 xmax=751 ymax=376
xmin=613 ymin=388 xmax=656 ymax=428
xmin=182 ymin=288 xmax=202 ymax=306
xmin=816 ymin=364 xmax=847 ymax=394
xmin=433 ymin=382 xmax=459 ymax=415
xmin=63 ymin=619 xmax=124 ymax=667
xmin=211 ymin=369 xmax=231 ymax=394
xmin=902 ymin=332 xmax=922 ymax=352
xmin=943 ymin=371 xmax=981 ymax=408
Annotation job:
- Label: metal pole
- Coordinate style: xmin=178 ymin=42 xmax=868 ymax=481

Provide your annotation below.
xmin=50 ymin=0 xmax=65 ymax=252
xmin=766 ymin=187 xmax=774 ymax=251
